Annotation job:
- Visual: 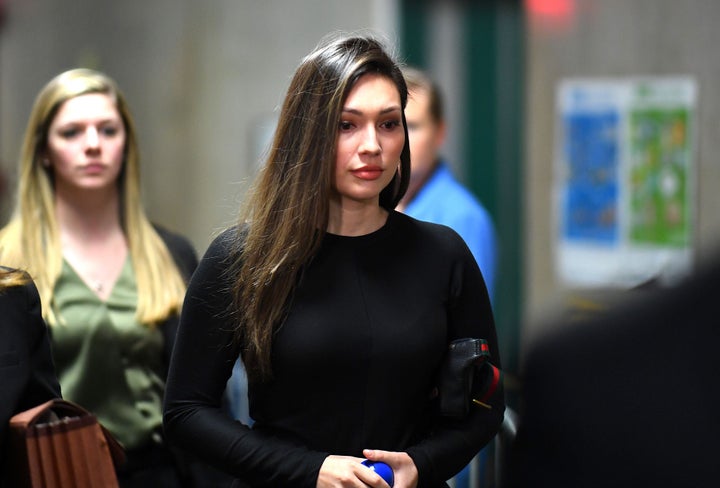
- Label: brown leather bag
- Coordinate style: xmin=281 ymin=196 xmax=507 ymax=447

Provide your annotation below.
xmin=9 ymin=399 xmax=125 ymax=488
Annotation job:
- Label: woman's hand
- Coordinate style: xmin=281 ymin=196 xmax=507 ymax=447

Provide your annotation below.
xmin=363 ymin=449 xmax=418 ymax=488
xmin=317 ymin=455 xmax=393 ymax=487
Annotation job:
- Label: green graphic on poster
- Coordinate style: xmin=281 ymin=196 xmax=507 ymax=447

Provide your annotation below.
xmin=628 ymin=108 xmax=691 ymax=247
xmin=556 ymin=77 xmax=695 ymax=287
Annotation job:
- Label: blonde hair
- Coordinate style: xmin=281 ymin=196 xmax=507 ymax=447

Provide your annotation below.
xmin=0 ymin=68 xmax=187 ymax=326
xmin=0 ymin=267 xmax=31 ymax=290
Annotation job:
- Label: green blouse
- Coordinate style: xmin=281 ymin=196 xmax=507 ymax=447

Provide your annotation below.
xmin=51 ymin=258 xmax=165 ymax=450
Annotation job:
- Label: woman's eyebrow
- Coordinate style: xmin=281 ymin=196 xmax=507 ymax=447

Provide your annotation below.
xmin=341 ymin=105 xmax=402 ymax=115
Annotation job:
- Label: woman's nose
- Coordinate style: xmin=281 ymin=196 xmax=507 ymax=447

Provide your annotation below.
xmin=359 ymin=127 xmax=381 ymax=155
xmin=85 ymin=127 xmax=100 ymax=149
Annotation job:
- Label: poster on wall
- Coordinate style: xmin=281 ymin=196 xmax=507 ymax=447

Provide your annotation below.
xmin=555 ymin=77 xmax=697 ymax=288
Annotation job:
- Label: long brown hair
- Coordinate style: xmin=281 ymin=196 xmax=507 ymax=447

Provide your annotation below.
xmin=233 ymin=33 xmax=411 ymax=382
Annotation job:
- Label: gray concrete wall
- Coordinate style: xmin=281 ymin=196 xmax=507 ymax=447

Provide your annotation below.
xmin=4 ymin=1 xmax=720 ymax=349
xmin=0 ymin=0 xmax=399 ymax=252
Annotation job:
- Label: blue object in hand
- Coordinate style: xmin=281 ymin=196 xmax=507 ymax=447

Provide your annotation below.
xmin=361 ymin=459 xmax=394 ymax=487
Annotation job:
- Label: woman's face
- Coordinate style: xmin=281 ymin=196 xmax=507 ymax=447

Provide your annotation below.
xmin=333 ymin=73 xmax=405 ymax=208
xmin=45 ymin=93 xmax=126 ymax=195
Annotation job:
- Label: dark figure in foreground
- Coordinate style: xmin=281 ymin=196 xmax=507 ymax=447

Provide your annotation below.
xmin=508 ymin=256 xmax=720 ymax=488
xmin=0 ymin=268 xmax=61 ymax=486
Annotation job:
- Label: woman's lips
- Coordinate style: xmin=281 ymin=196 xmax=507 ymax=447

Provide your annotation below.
xmin=351 ymin=166 xmax=383 ymax=180
xmin=82 ymin=162 xmax=106 ymax=174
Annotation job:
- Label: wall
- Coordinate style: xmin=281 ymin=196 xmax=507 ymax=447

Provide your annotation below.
xmin=523 ymin=0 xmax=720 ymax=343
xmin=5 ymin=0 xmax=718 ymax=354
xmin=0 ymin=0 xmax=399 ymax=252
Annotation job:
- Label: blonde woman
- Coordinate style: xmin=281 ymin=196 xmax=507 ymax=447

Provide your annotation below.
xmin=0 ymin=69 xmax=213 ymax=486
xmin=0 ymin=267 xmax=60 ymax=485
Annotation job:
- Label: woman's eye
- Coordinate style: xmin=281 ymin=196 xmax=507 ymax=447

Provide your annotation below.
xmin=381 ymin=120 xmax=401 ymax=130
xmin=59 ymin=128 xmax=79 ymax=139
xmin=339 ymin=121 xmax=354 ymax=131
xmin=101 ymin=126 xmax=119 ymax=136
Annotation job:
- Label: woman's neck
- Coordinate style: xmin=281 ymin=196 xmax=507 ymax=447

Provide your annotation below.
xmin=327 ymin=201 xmax=388 ymax=236
xmin=55 ymin=189 xmax=128 ymax=300
xmin=55 ymin=188 xmax=122 ymax=239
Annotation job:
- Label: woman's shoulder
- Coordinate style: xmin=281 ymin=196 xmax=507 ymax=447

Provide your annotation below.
xmin=185 ymin=227 xmax=244 ymax=297
xmin=392 ymin=210 xmax=468 ymax=248
xmin=390 ymin=211 xmax=478 ymax=272
xmin=152 ymin=224 xmax=195 ymax=254
xmin=0 ymin=267 xmax=41 ymax=317
xmin=0 ymin=266 xmax=33 ymax=290
xmin=207 ymin=225 xmax=243 ymax=251
xmin=151 ymin=224 xmax=199 ymax=278
xmin=195 ymin=225 xmax=246 ymax=269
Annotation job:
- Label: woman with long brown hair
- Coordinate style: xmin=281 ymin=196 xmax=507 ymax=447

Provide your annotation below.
xmin=164 ymin=33 xmax=504 ymax=487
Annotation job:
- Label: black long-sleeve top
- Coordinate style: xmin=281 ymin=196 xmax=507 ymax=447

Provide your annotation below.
xmin=1 ymin=271 xmax=61 ymax=486
xmin=163 ymin=211 xmax=504 ymax=487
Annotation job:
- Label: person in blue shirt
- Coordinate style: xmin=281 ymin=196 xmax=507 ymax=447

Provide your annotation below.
xmin=399 ymin=67 xmax=499 ymax=488
xmin=398 ymin=67 xmax=497 ymax=302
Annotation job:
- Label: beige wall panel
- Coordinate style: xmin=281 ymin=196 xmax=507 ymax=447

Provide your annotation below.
xmin=0 ymin=0 xmax=399 ymax=252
